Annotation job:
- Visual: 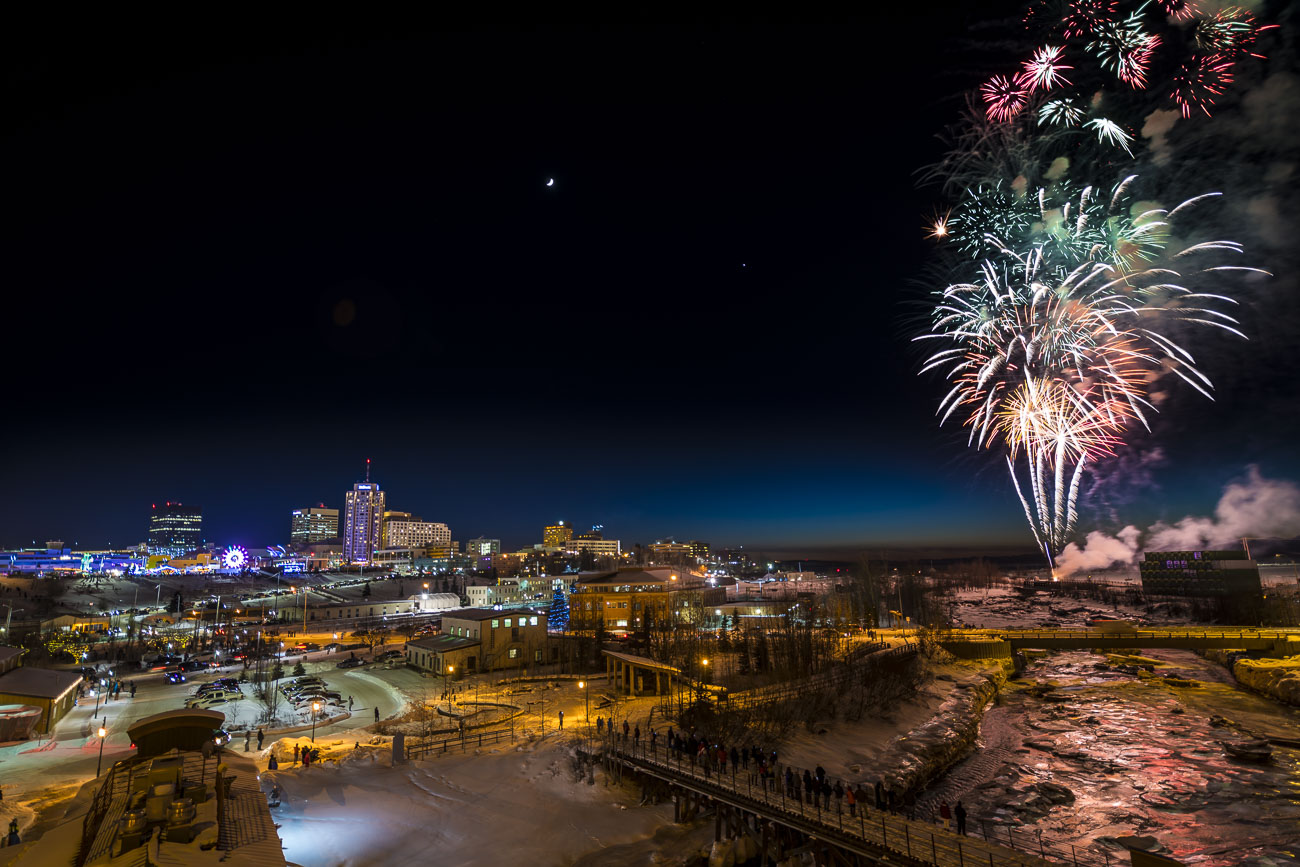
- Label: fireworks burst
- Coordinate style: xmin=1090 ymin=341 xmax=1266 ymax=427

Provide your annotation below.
xmin=1061 ymin=0 xmax=1118 ymax=39
xmin=1018 ymin=45 xmax=1073 ymax=91
xmin=1088 ymin=9 xmax=1160 ymax=87
xmin=918 ymin=181 xmax=1265 ymax=563
xmin=981 ymin=75 xmax=1029 ymax=122
xmin=1171 ymin=53 xmax=1234 ymax=117
xmin=1084 ymin=118 xmax=1134 ymax=154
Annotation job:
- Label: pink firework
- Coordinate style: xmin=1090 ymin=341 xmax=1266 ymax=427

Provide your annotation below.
xmin=1017 ymin=45 xmax=1074 ymax=91
xmin=1157 ymin=0 xmax=1199 ymax=20
xmin=1116 ymin=32 xmax=1160 ymax=88
xmin=981 ymin=75 xmax=1029 ymax=122
xmin=1062 ymin=0 xmax=1118 ymax=39
xmin=1171 ymin=53 xmax=1234 ymax=117
xmin=1196 ymin=8 xmax=1275 ymax=61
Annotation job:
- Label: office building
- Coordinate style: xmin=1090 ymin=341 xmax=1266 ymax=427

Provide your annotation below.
xmin=466 ymin=537 xmax=502 ymax=557
xmin=404 ymin=608 xmax=549 ymax=674
xmin=649 ymin=539 xmax=693 ymax=563
xmin=570 ymin=537 xmax=621 ymax=557
xmin=290 ymin=505 xmax=339 ymax=544
xmin=147 ymin=502 xmax=203 ymax=557
xmin=1139 ymin=550 xmax=1262 ymax=598
xmin=687 ymin=540 xmax=710 ymax=561
xmin=543 ymin=522 xmax=573 ymax=548
xmin=343 ymin=467 xmax=386 ymax=564
xmin=568 ymin=567 xmax=725 ymax=633
xmin=382 ymin=515 xmax=451 ymax=550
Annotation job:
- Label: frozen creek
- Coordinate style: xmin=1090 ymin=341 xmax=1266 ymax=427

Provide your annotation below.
xmin=920 ymin=649 xmax=1300 ymax=866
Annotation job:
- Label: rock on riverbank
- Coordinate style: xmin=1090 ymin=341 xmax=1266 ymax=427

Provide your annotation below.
xmin=871 ymin=663 xmax=1009 ymax=797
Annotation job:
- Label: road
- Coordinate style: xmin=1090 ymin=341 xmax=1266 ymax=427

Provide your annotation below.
xmin=0 ymin=646 xmax=420 ymax=815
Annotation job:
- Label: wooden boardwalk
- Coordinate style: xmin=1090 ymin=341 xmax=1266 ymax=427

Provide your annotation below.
xmin=605 ymin=742 xmax=1109 ymax=867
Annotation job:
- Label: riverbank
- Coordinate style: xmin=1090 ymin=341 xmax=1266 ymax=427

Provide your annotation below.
xmin=1201 ymin=648 xmax=1300 ymax=707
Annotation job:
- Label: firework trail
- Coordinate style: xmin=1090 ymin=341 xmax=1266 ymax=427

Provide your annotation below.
xmin=917 ymin=180 xmax=1266 ymax=564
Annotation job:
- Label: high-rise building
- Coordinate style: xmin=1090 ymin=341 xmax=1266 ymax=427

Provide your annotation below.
xmin=290 ymin=505 xmax=339 ymax=544
xmin=687 ymin=540 xmax=710 ymax=561
xmin=382 ymin=515 xmax=451 ymax=549
xmin=343 ymin=463 xmax=386 ymax=564
xmin=543 ymin=521 xmax=573 ymax=548
xmin=571 ymin=537 xmax=621 ymax=557
xmin=466 ymin=537 xmax=502 ymax=557
xmin=148 ymin=502 xmax=203 ymax=557
xmin=1139 ymin=549 xmax=1261 ymax=597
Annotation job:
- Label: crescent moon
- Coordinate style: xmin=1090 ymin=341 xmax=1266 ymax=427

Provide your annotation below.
xmin=546 ymin=178 xmax=554 ymax=187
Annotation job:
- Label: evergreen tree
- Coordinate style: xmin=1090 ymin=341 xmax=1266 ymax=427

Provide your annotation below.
xmin=548 ymin=587 xmax=569 ymax=631
xmin=293 ymin=661 xmax=306 ymax=677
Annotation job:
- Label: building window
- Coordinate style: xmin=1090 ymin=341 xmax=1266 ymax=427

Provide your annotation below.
xmin=508 ymin=648 xmax=519 ymax=659
xmin=491 ymin=619 xmax=499 ymax=628
xmin=534 ymin=650 xmax=543 ymax=662
xmin=504 ymin=618 xmax=512 ymax=627
xmin=529 ymin=616 xmax=538 ymax=626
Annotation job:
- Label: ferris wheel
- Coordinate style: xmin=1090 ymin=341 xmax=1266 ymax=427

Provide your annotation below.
xmin=222 ymin=545 xmax=249 ymax=570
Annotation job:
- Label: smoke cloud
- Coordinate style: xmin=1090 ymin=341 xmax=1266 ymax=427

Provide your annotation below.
xmin=1055 ymin=467 xmax=1300 ymax=576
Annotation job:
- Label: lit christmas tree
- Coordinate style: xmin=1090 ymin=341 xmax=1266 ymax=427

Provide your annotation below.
xmin=548 ymin=586 xmax=569 ymax=631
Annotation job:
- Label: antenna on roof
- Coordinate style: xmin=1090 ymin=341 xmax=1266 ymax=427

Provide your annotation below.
xmin=366 ymin=458 xmax=371 ymax=483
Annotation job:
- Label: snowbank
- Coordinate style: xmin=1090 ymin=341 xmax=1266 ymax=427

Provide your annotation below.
xmin=262 ymin=737 xmax=671 ymax=866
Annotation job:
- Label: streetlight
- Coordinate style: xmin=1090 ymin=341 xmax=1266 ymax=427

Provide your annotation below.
xmin=444 ymin=665 xmax=454 ymax=711
xmin=311 ymin=701 xmax=321 ymax=743
xmin=579 ymin=679 xmax=589 ymax=727
xmin=96 ymin=725 xmax=107 ymax=776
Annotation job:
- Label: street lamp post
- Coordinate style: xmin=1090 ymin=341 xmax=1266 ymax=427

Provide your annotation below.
xmin=311 ymin=701 xmax=321 ymax=743
xmin=578 ymin=679 xmax=590 ymax=744
xmin=96 ymin=725 xmax=107 ymax=776
xmin=444 ymin=665 xmax=454 ymax=712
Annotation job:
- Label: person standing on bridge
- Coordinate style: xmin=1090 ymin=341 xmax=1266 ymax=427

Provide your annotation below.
xmin=802 ymin=770 xmax=813 ymax=803
xmin=622 ymin=720 xmax=630 ymax=743
xmin=939 ymin=800 xmax=951 ymax=829
xmin=954 ymin=801 xmax=967 ymax=835
xmin=833 ymin=780 xmax=844 ymax=814
xmin=845 ymin=783 xmax=856 ymax=817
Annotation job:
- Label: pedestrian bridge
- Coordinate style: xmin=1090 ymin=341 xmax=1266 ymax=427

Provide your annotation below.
xmin=597 ymin=739 xmax=1087 ymax=866
xmin=937 ymin=628 xmax=1300 ymax=655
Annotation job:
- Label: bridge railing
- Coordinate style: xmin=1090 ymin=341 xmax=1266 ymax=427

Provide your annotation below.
xmin=601 ymin=736 xmax=1113 ymax=867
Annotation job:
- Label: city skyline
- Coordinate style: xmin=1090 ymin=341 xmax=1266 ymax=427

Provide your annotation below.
xmin=3 ymin=6 xmax=1298 ymax=563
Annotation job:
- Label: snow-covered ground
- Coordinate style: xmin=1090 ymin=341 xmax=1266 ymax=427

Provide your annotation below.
xmin=262 ymin=735 xmax=672 ymax=867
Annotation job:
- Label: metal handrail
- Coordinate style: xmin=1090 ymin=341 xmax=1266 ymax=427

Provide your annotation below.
xmin=601 ymin=738 xmax=1112 ymax=867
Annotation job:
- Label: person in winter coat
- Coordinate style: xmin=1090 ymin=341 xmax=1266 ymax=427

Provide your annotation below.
xmin=846 ymin=784 xmax=857 ymax=816
xmin=802 ymin=770 xmax=814 ymax=803
xmin=954 ymin=801 xmax=967 ymax=835
xmin=833 ymin=781 xmax=844 ymax=813
xmin=939 ymin=800 xmax=951 ymax=829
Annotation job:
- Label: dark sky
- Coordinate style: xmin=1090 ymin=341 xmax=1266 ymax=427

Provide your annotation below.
xmin=4 ymin=7 xmax=1298 ymax=557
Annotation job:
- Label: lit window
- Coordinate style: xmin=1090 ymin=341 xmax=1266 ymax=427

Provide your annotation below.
xmin=491 ymin=619 xmax=499 ymax=628
xmin=504 ymin=618 xmax=512 ymax=627
xmin=508 ymin=648 xmax=519 ymax=658
xmin=529 ymin=616 xmax=537 ymax=626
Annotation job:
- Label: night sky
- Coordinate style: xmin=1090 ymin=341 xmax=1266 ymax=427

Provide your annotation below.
xmin=4 ymin=8 xmax=1298 ymax=558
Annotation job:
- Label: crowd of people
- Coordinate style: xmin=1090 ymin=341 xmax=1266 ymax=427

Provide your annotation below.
xmin=594 ymin=718 xmax=971 ymax=836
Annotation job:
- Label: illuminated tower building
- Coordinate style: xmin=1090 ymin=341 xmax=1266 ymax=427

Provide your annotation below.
xmin=290 ymin=505 xmax=339 ymax=544
xmin=343 ymin=461 xmax=386 ymax=564
xmin=543 ymin=521 xmax=573 ymax=548
xmin=148 ymin=502 xmax=203 ymax=557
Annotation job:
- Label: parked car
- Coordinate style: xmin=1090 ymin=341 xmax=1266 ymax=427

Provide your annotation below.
xmin=378 ymin=650 xmax=403 ymax=661
xmin=186 ymin=689 xmax=242 ymax=708
xmin=196 ymin=682 xmax=241 ymax=697
xmin=292 ymin=676 xmax=324 ymax=685
xmin=179 ymin=660 xmax=212 ymax=672
xmin=212 ymin=729 xmax=232 ymax=746
xmin=336 ymin=657 xmax=364 ymax=669
xmin=165 ymin=671 xmax=187 ymax=684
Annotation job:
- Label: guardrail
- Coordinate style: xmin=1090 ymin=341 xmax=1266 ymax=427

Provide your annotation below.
xmin=601 ymin=738 xmax=1115 ymax=867
xmin=405 ymin=727 xmax=516 ymax=759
